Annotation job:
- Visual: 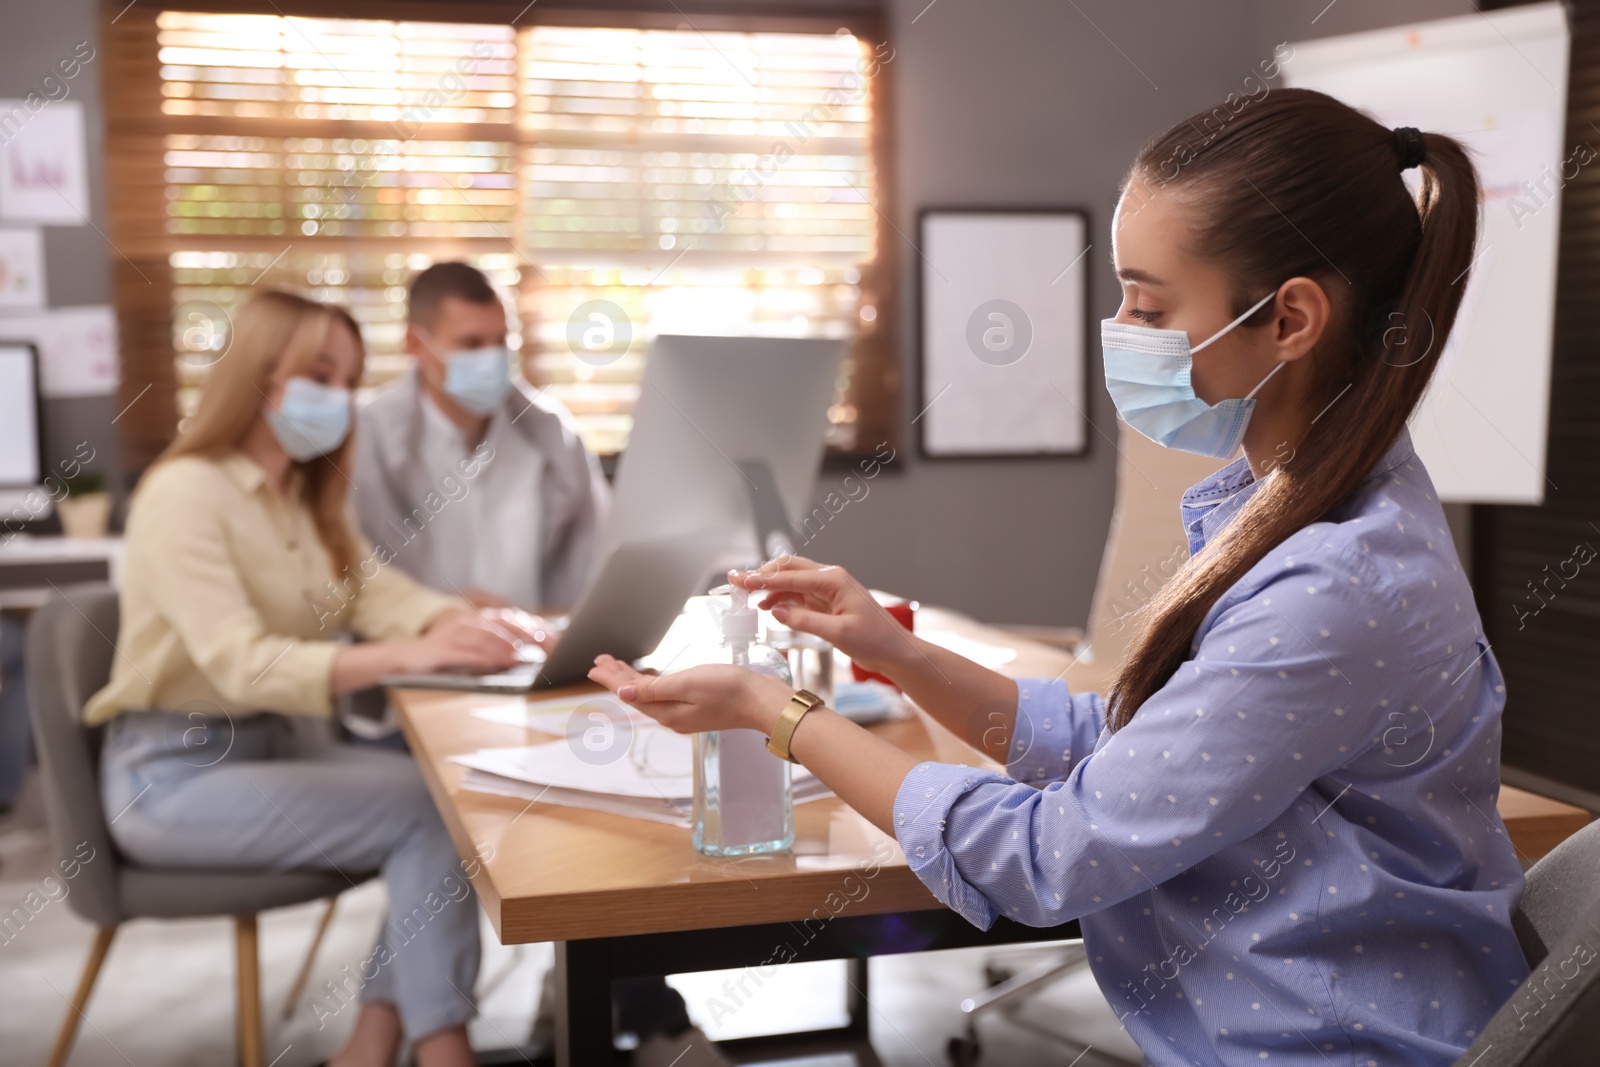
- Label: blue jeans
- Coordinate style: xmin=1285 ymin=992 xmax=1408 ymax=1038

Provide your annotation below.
xmin=0 ymin=613 xmax=30 ymax=807
xmin=101 ymin=709 xmax=482 ymax=1040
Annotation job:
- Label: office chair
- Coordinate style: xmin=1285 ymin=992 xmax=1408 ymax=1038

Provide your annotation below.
xmin=1451 ymin=815 xmax=1600 ymax=1065
xmin=26 ymin=583 xmax=370 ymax=1067
xmin=950 ymin=426 xmax=1216 ymax=1067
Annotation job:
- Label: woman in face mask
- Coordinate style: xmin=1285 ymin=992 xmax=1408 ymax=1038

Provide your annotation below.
xmin=590 ymin=89 xmax=1521 ymax=1066
xmin=86 ymin=290 xmax=542 ymax=1067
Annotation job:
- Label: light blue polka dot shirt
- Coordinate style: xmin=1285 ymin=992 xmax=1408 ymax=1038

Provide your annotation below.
xmin=894 ymin=429 xmax=1528 ymax=1066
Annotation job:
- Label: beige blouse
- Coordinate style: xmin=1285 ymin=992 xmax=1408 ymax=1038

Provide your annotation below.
xmin=84 ymin=451 xmax=464 ymax=725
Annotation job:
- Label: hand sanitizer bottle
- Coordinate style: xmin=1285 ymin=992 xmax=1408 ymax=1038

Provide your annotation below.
xmin=693 ymin=584 xmax=795 ymax=857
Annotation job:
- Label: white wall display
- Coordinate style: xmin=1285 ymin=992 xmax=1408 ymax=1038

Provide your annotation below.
xmin=1285 ymin=3 xmax=1569 ymax=503
xmin=919 ymin=210 xmax=1089 ymax=458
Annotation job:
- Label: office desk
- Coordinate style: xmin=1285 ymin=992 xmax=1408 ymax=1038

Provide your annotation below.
xmin=392 ymin=606 xmax=1590 ymax=1065
xmin=0 ymin=535 xmax=123 ymax=609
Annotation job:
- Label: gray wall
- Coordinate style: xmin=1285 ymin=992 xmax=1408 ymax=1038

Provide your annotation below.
xmin=0 ymin=0 xmax=117 ymax=509
xmin=3 ymin=0 xmax=1476 ymax=614
xmin=806 ymin=0 xmax=1479 ymax=626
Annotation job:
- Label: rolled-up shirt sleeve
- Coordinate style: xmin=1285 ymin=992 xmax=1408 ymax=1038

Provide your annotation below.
xmin=894 ymin=542 xmax=1396 ymax=931
xmin=894 ymin=676 xmax=1107 ymax=927
xmin=1005 ymin=677 xmax=1106 ymax=785
xmin=894 ymin=761 xmax=1014 ymax=927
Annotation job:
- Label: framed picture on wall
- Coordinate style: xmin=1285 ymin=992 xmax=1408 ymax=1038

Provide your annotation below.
xmin=916 ymin=208 xmax=1091 ymax=459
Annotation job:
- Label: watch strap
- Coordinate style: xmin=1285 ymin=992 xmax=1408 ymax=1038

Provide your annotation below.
xmin=766 ymin=689 xmax=824 ymax=763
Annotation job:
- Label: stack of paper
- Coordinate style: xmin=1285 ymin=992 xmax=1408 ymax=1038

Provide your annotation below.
xmin=468 ymin=693 xmax=648 ymax=733
xmin=450 ymin=725 xmax=833 ymax=828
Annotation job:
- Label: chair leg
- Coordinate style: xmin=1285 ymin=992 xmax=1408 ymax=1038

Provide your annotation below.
xmin=235 ymin=914 xmax=264 ymax=1067
xmin=282 ymin=896 xmax=339 ymax=1019
xmin=47 ymin=924 xmax=117 ymax=1067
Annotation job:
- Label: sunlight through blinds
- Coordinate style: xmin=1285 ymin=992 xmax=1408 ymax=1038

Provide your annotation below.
xmin=140 ymin=12 xmax=881 ymax=451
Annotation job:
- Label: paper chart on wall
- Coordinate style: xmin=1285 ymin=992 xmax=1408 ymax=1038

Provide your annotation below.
xmin=0 ymin=100 xmax=90 ymax=224
xmin=0 ymin=306 xmax=117 ymax=397
xmin=0 ymin=228 xmax=44 ymax=309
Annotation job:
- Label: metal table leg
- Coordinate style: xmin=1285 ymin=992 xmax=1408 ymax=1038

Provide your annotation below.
xmin=554 ymin=939 xmax=621 ymax=1067
xmin=844 ymin=956 xmax=870 ymax=1038
xmin=546 ymin=913 xmax=1081 ymax=1066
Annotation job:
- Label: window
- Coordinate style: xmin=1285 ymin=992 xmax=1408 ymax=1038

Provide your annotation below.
xmin=104 ymin=6 xmax=896 ymax=466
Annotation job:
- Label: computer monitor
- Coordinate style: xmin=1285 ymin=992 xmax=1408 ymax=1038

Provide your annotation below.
xmin=604 ymin=334 xmax=846 ymax=572
xmin=0 ymin=343 xmax=44 ymax=512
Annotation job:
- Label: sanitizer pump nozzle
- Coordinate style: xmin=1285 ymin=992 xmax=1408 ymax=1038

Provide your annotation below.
xmin=715 ymin=583 xmax=759 ymax=664
xmin=692 ymin=584 xmax=795 ymax=857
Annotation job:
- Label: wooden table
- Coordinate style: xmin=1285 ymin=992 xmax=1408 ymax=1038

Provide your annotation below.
xmin=1494 ymin=783 xmax=1591 ymax=861
xmin=393 ymin=605 xmax=1590 ymax=1065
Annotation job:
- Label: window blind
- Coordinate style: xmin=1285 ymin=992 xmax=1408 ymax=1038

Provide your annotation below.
xmin=518 ymin=25 xmax=880 ymax=452
xmin=104 ymin=7 xmax=893 ymax=461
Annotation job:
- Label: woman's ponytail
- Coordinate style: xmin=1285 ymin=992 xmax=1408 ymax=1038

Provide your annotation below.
xmin=1106 ymin=90 xmax=1482 ymax=730
xmin=1385 ymin=130 xmax=1482 ymax=374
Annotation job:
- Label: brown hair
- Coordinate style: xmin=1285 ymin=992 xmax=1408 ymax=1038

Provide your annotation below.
xmin=159 ymin=289 xmax=365 ymax=576
xmin=408 ymin=261 xmax=498 ymax=328
xmin=1106 ymin=87 xmax=1481 ymax=731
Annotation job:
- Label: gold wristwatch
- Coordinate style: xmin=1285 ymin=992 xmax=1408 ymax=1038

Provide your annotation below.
xmin=765 ymin=689 xmax=824 ymax=763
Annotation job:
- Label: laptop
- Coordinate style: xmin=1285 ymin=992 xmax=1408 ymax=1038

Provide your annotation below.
xmin=380 ymin=529 xmax=730 ymax=693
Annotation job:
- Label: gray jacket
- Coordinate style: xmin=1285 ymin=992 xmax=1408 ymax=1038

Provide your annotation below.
xmin=351 ymin=369 xmax=609 ymax=611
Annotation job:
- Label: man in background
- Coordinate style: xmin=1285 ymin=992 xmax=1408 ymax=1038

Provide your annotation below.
xmin=353 ymin=261 xmax=605 ymax=616
xmin=351 ymin=262 xmax=725 ymax=1067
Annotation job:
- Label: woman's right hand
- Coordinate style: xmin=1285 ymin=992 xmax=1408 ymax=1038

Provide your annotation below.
xmin=407 ymin=610 xmax=522 ymax=674
xmin=732 ymin=557 xmax=917 ymax=680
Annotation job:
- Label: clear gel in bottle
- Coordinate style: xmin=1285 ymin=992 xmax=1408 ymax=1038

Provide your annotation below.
xmin=693 ymin=584 xmax=795 ymax=857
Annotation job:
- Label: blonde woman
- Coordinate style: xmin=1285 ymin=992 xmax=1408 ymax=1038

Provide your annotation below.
xmin=86 ymin=290 xmax=534 ymax=1067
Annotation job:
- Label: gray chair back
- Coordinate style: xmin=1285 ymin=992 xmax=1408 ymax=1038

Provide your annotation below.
xmin=24 ymin=583 xmax=124 ymax=927
xmin=1455 ymin=817 xmax=1600 ymax=1065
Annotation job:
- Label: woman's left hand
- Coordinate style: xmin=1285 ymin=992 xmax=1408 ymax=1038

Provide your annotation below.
xmin=588 ymin=655 xmax=793 ymax=736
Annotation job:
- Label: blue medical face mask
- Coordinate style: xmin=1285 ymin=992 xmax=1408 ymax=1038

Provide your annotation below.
xmin=443 ymin=345 xmax=512 ymax=415
xmin=266 ymin=376 xmax=352 ymax=462
xmin=1101 ymin=288 xmax=1286 ymax=459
